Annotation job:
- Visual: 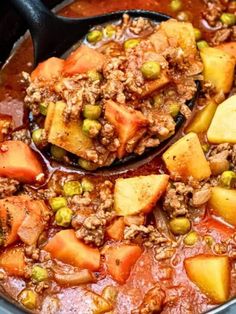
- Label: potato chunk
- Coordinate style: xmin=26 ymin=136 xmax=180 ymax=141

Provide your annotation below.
xmin=184 ymin=255 xmax=230 ymax=303
xmin=114 ymin=174 xmax=169 ymax=216
xmin=163 ymin=132 xmax=211 ymax=180
xmin=208 ymin=186 xmax=236 ymax=226
xmin=45 ymin=101 xmax=94 ymax=160
xmin=105 ymin=100 xmax=148 ymax=158
xmin=186 ymin=100 xmax=217 ymax=134
xmin=200 ymin=47 xmax=235 ymax=94
xmin=207 ymin=95 xmax=236 ymax=144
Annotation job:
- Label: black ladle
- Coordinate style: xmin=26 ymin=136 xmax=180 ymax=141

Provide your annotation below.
xmin=9 ymin=0 xmax=170 ymax=64
xmin=9 ymin=0 xmax=198 ymax=172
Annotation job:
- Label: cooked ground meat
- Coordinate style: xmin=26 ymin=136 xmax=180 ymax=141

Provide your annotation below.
xmin=163 ymin=179 xmax=211 ymax=218
xmin=132 ymin=285 xmax=165 ymax=314
xmin=124 ymin=224 xmax=168 ymax=247
xmin=11 ymin=128 xmax=32 ymax=145
xmin=0 ymin=177 xmax=20 ymax=199
xmin=211 ymin=28 xmax=232 ymax=46
xmin=202 ymin=0 xmax=226 ymax=27
xmin=208 ymin=143 xmax=236 ymax=173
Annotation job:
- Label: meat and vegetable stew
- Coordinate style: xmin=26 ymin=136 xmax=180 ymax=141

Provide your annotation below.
xmin=0 ymin=0 xmax=235 ymax=313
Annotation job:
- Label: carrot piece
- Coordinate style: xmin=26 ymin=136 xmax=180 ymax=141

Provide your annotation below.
xmin=17 ymin=200 xmax=49 ymax=245
xmin=217 ymin=42 xmax=236 ymax=60
xmin=105 ymin=100 xmax=148 ymax=158
xmin=106 ymin=217 xmax=125 ymax=241
xmin=104 ymin=244 xmax=142 ymax=283
xmin=0 ymin=196 xmax=29 ymax=246
xmin=0 ymin=141 xmax=43 ymax=183
xmin=63 ymin=45 xmax=105 ymax=76
xmin=31 ymin=57 xmax=64 ymax=82
xmin=44 ymin=229 xmax=100 ymax=271
xmin=0 ymin=248 xmax=26 ymax=276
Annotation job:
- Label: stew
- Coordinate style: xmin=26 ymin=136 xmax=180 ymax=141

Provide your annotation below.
xmin=0 ymin=0 xmax=235 ymax=313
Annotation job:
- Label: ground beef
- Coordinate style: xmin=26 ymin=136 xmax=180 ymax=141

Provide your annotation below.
xmin=163 ymin=179 xmax=211 ymax=218
xmin=132 ymin=285 xmax=165 ymax=314
xmin=0 ymin=177 xmax=20 ymax=199
xmin=11 ymin=129 xmax=31 ymax=145
xmin=202 ymin=0 xmax=226 ymax=27
xmin=129 ymin=17 xmax=154 ymax=35
xmin=208 ymin=143 xmax=236 ymax=173
xmin=211 ymin=28 xmax=232 ymax=46
xmin=124 ymin=224 xmax=168 ymax=248
xmin=22 ymin=186 xmax=57 ymax=200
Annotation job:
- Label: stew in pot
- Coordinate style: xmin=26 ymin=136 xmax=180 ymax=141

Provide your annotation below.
xmin=0 ymin=0 xmax=235 ymax=313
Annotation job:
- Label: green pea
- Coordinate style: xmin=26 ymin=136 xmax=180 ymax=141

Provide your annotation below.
xmin=177 ymin=11 xmax=189 ymax=22
xmin=104 ymin=25 xmax=116 ymax=38
xmin=63 ymin=181 xmax=82 ymax=196
xmin=82 ymin=119 xmax=102 ymax=138
xmin=140 ymin=61 xmax=161 ymax=80
xmin=55 ymin=207 xmax=73 ymax=227
xmin=87 ymin=29 xmax=103 ymax=43
xmin=83 ymin=105 xmax=102 ymax=120
xmin=220 ymin=171 xmax=236 ymax=188
xmin=31 ymin=265 xmax=48 ymax=282
xmin=220 ymin=13 xmax=236 ymax=26
xmin=78 ymin=158 xmax=98 ymax=171
xmin=170 ymin=0 xmax=182 ymax=12
xmin=49 ymin=197 xmax=67 ymax=211
xmin=50 ymin=145 xmax=67 ymax=161
xmin=39 ymin=102 xmax=48 ymax=116
xmin=183 ymin=231 xmax=198 ymax=246
xmin=19 ymin=289 xmax=37 ymax=310
xmin=32 ymin=128 xmax=44 ymax=146
xmin=87 ymin=70 xmax=102 ymax=82
xmin=169 ymin=217 xmax=191 ymax=235
xmin=81 ymin=178 xmax=94 ymax=192
xmin=194 ymin=28 xmax=202 ymax=41
xmin=152 ymin=95 xmax=163 ymax=108
xmin=169 ymin=102 xmax=180 ymax=117
xmin=197 ymin=40 xmax=209 ymax=50
xmin=124 ymin=38 xmax=141 ymax=50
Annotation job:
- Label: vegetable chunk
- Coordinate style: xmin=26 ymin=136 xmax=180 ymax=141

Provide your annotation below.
xmin=0 ymin=141 xmax=43 ymax=183
xmin=163 ymin=132 xmax=211 ymax=180
xmin=106 ymin=217 xmax=125 ymax=241
xmin=104 ymin=244 xmax=142 ymax=283
xmin=208 ymin=186 xmax=236 ymax=226
xmin=200 ymin=47 xmax=235 ymax=93
xmin=207 ymin=95 xmax=236 ymax=144
xmin=31 ymin=57 xmax=64 ymax=82
xmin=185 ymin=255 xmax=230 ymax=303
xmin=0 ymin=196 xmax=29 ymax=246
xmin=45 ymin=102 xmax=94 ymax=160
xmin=44 ymin=229 xmax=100 ymax=271
xmin=186 ymin=100 xmax=217 ymax=134
xmin=105 ymin=100 xmax=148 ymax=158
xmin=0 ymin=248 xmax=25 ymax=276
xmin=114 ymin=175 xmax=169 ymax=216
xmin=63 ymin=45 xmax=105 ymax=76
xmin=217 ymin=42 xmax=236 ymax=60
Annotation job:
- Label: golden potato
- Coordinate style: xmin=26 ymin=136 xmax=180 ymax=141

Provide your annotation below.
xmin=114 ymin=174 xmax=169 ymax=216
xmin=45 ymin=101 xmax=94 ymax=159
xmin=186 ymin=100 xmax=217 ymax=134
xmin=217 ymin=42 xmax=236 ymax=60
xmin=200 ymin=47 xmax=235 ymax=94
xmin=207 ymin=95 xmax=236 ymax=144
xmin=185 ymin=255 xmax=230 ymax=303
xmin=162 ymin=132 xmax=211 ymax=180
xmin=208 ymin=186 xmax=236 ymax=226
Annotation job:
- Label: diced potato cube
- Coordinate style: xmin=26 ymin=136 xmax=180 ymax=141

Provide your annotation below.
xmin=114 ymin=174 xmax=169 ymax=216
xmin=207 ymin=95 xmax=236 ymax=144
xmin=200 ymin=47 xmax=235 ymax=94
xmin=45 ymin=101 xmax=94 ymax=160
xmin=105 ymin=100 xmax=148 ymax=158
xmin=163 ymin=132 xmax=211 ymax=180
xmin=185 ymin=255 xmax=230 ymax=303
xmin=186 ymin=100 xmax=217 ymax=134
xmin=141 ymin=71 xmax=170 ymax=97
xmin=208 ymin=186 xmax=236 ymax=226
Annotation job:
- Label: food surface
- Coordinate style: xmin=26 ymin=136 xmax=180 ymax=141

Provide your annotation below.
xmin=0 ymin=0 xmax=235 ymax=313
